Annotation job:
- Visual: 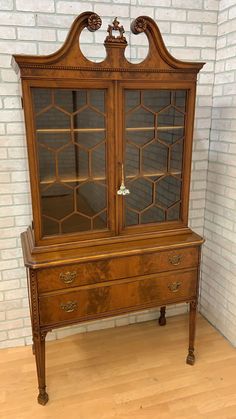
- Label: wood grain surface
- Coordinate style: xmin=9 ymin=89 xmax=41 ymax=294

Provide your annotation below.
xmin=1 ymin=314 xmax=236 ymax=419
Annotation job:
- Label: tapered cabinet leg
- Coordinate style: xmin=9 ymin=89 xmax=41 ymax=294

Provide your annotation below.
xmin=33 ymin=331 xmax=49 ymax=405
xmin=159 ymin=306 xmax=166 ymax=326
xmin=186 ymin=300 xmax=197 ymax=365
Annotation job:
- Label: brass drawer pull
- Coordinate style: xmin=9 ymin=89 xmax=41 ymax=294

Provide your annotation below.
xmin=59 ymin=271 xmax=77 ymax=284
xmin=168 ymin=282 xmax=182 ymax=292
xmin=60 ymin=301 xmax=78 ymax=313
xmin=168 ymin=254 xmax=183 ymax=266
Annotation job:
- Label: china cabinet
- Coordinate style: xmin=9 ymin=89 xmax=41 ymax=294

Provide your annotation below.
xmin=12 ymin=12 xmax=204 ymax=405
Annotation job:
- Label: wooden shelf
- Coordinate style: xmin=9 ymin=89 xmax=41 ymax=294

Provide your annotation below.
xmin=36 ymin=128 xmax=106 ymax=134
xmin=126 ymin=126 xmax=184 ymax=131
xmin=40 ymin=175 xmax=106 ymax=185
xmin=40 ymin=171 xmax=181 ymax=185
xmin=127 ymin=171 xmax=181 ymax=179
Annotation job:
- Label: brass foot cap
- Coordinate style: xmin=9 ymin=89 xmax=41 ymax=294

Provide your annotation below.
xmin=37 ymin=392 xmax=49 ymax=406
xmin=158 ymin=317 xmax=166 ymax=326
xmin=186 ymin=353 xmax=195 ymax=365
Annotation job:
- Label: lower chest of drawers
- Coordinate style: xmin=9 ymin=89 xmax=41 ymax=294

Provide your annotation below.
xmin=38 ymin=269 xmax=198 ymax=327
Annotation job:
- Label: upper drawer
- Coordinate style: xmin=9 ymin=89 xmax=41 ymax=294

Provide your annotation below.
xmin=37 ymin=246 xmax=199 ymax=293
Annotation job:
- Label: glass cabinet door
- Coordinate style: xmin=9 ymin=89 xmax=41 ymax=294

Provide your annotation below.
xmin=124 ymin=89 xmax=186 ymax=228
xmin=32 ymin=87 xmax=110 ymax=237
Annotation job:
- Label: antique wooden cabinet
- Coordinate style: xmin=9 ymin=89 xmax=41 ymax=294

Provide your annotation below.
xmin=12 ymin=12 xmax=204 ymax=405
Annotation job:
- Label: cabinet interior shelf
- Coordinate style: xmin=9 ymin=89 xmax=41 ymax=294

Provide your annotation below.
xmin=40 ymin=171 xmax=182 ymax=185
xmin=126 ymin=126 xmax=184 ymax=131
xmin=36 ymin=128 xmax=106 ymax=133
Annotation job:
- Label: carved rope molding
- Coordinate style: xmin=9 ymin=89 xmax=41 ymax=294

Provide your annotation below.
xmin=20 ymin=64 xmax=198 ymax=73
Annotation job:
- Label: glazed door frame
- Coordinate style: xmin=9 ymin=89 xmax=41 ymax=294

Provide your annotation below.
xmin=116 ymin=81 xmax=197 ymax=236
xmin=22 ymin=79 xmax=116 ymax=246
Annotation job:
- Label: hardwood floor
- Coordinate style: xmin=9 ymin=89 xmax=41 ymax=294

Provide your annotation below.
xmin=0 ymin=314 xmax=236 ymax=419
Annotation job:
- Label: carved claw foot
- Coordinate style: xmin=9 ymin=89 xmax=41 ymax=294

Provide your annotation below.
xmin=186 ymin=350 xmax=195 ymax=365
xmin=37 ymin=390 xmax=49 ymax=406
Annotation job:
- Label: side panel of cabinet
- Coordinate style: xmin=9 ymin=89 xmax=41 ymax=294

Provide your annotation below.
xmin=117 ymin=81 xmax=197 ymax=236
xmin=22 ymin=79 xmax=116 ymax=246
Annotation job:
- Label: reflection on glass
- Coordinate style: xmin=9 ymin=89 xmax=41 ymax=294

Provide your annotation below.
xmin=156 ymin=176 xmax=181 ymax=209
xmin=158 ymin=107 xmax=184 ymax=127
xmin=170 ymin=140 xmax=183 ymax=172
xmin=38 ymin=146 xmax=56 ymax=183
xmin=124 ymin=89 xmax=185 ymax=227
xmin=38 ymin=132 xmax=71 ymax=150
xmin=167 ymin=203 xmax=180 ymax=221
xmin=143 ymin=141 xmax=168 ymax=174
xmin=42 ymin=217 xmax=59 ymax=236
xmin=89 ymin=90 xmax=105 ymax=113
xmin=126 ymin=178 xmax=153 ymax=211
xmin=141 ymin=206 xmax=165 ymax=224
xmin=158 ymin=128 xmax=184 ymax=145
xmin=143 ymin=90 xmax=171 ymax=113
xmin=125 ymin=90 xmax=140 ymax=112
xmin=33 ymin=88 xmax=52 ymax=114
xmin=58 ymin=144 xmax=88 ymax=181
xmin=126 ymin=144 xmax=139 ymax=177
xmin=74 ymin=131 xmax=105 ymax=148
xmin=126 ymin=130 xmax=155 ymax=146
xmin=74 ymin=108 xmax=105 ymax=129
xmin=55 ymin=89 xmax=86 ymax=113
xmin=36 ymin=107 xmax=70 ymax=130
xmin=91 ymin=144 xmax=106 ymax=178
xmin=62 ymin=214 xmax=90 ymax=233
xmin=126 ymin=208 xmax=139 ymax=226
xmin=126 ymin=107 xmax=154 ymax=128
xmin=41 ymin=183 xmax=74 ymax=221
xmin=93 ymin=210 xmax=107 ymax=229
xmin=32 ymin=87 xmax=108 ymax=236
xmin=76 ymin=182 xmax=106 ymax=217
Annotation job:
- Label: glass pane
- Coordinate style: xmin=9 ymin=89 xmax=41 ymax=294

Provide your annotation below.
xmin=76 ymin=182 xmax=106 ymax=217
xmin=38 ymin=146 xmax=56 ymax=183
xmin=41 ymin=183 xmax=74 ymax=221
xmin=143 ymin=90 xmax=171 ymax=113
xmin=126 ymin=208 xmax=139 ymax=226
xmin=158 ymin=107 xmax=184 ymax=127
xmin=58 ymin=144 xmax=88 ymax=181
xmin=126 ymin=144 xmax=139 ymax=177
xmin=126 ymin=107 xmax=154 ymax=128
xmin=170 ymin=140 xmax=183 ymax=172
xmin=32 ymin=87 xmax=108 ymax=237
xmin=156 ymin=176 xmax=181 ymax=208
xmin=142 ymin=141 xmax=168 ymax=174
xmin=55 ymin=89 xmax=86 ymax=113
xmin=124 ymin=89 xmax=185 ymax=227
xmin=74 ymin=108 xmax=105 ymax=129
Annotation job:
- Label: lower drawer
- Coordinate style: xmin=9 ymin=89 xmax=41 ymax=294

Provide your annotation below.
xmin=39 ymin=269 xmax=198 ymax=326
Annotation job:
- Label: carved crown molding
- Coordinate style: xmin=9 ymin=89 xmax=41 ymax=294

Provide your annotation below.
xmin=87 ymin=13 xmax=102 ymax=32
xmin=105 ymin=17 xmax=127 ymax=45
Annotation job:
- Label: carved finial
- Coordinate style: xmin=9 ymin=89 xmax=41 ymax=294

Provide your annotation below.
xmin=131 ymin=17 xmax=147 ymax=34
xmin=87 ymin=13 xmax=102 ymax=32
xmin=105 ymin=17 xmax=127 ymax=44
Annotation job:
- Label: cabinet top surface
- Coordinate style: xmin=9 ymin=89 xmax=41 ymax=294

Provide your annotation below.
xmin=21 ymin=228 xmax=204 ymax=269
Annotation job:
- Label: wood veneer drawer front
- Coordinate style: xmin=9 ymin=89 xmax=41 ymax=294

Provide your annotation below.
xmin=37 ymin=247 xmax=199 ymax=293
xmin=39 ymin=270 xmax=197 ymax=326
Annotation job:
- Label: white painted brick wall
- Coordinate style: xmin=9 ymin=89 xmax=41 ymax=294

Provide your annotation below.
xmin=0 ymin=0 xmax=229 ymax=349
xmin=200 ymin=0 xmax=236 ymax=346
